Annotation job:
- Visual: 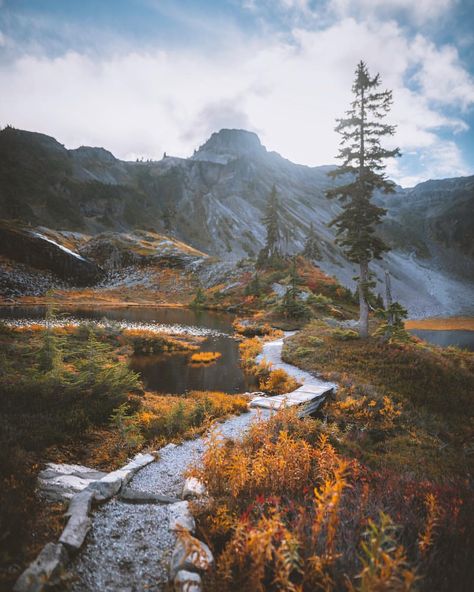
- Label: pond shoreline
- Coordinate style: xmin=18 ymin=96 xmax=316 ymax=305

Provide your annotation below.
xmin=406 ymin=316 xmax=474 ymax=331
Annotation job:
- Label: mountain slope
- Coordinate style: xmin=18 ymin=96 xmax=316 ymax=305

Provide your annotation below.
xmin=0 ymin=126 xmax=473 ymax=317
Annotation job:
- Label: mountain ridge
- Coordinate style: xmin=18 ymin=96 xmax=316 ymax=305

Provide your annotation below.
xmin=0 ymin=126 xmax=473 ymax=317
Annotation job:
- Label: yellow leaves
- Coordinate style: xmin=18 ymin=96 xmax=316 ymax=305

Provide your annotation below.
xmin=259 ymin=368 xmax=300 ymax=395
xmin=137 ymin=411 xmax=154 ymax=427
xmin=218 ymin=511 xmax=302 ymax=592
xmin=207 ymin=503 xmax=236 ymax=537
xmin=198 ymin=427 xmax=316 ymax=500
xmin=137 ymin=391 xmax=248 ymax=443
xmin=418 ymin=493 xmax=441 ymax=556
xmin=350 ymin=513 xmax=417 ymax=592
xmin=332 ymin=392 xmax=402 ymax=431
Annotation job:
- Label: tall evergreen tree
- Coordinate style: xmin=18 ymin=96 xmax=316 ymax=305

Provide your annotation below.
xmin=302 ymin=222 xmax=322 ymax=261
xmin=326 ymin=61 xmax=400 ymax=338
xmin=258 ymin=185 xmax=282 ymax=266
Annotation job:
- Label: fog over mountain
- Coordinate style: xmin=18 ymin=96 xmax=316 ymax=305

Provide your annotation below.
xmin=0 ymin=126 xmax=473 ymax=318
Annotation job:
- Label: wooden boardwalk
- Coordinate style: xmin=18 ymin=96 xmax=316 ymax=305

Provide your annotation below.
xmin=249 ymin=383 xmax=333 ymax=416
xmin=249 ymin=332 xmax=336 ymax=417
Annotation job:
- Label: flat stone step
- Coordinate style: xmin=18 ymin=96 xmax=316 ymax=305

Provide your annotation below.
xmin=119 ymin=488 xmax=180 ymax=504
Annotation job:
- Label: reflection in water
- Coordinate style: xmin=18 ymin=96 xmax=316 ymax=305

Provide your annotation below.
xmin=131 ymin=336 xmax=257 ymax=394
xmin=409 ymin=329 xmax=474 ymax=352
xmin=0 ymin=305 xmax=257 ymax=394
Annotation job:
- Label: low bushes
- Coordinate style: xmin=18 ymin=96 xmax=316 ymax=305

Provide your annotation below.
xmin=191 ymin=408 xmax=474 ymax=592
xmin=239 ymin=337 xmax=263 ymax=369
xmin=137 ymin=391 xmax=248 ymax=444
xmin=0 ymin=324 xmax=143 ymax=586
xmin=259 ymin=368 xmax=299 ymax=395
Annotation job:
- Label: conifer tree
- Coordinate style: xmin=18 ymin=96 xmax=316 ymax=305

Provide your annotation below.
xmin=302 ymin=222 xmax=322 ymax=261
xmin=258 ymin=185 xmax=282 ymax=266
xmin=38 ymin=302 xmax=63 ymax=374
xmin=326 ymin=61 xmax=400 ymax=338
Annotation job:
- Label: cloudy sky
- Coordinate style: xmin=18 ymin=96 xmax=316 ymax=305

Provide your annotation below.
xmin=0 ymin=0 xmax=473 ymax=186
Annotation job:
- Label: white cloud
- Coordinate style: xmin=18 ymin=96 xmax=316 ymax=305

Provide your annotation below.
xmin=0 ymin=13 xmax=472 ymax=185
xmin=329 ymin=0 xmax=456 ymax=24
xmin=388 ymin=140 xmax=471 ymax=187
xmin=411 ymin=35 xmax=474 ymax=109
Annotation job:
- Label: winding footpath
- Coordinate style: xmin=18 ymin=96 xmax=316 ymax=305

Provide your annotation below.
xmin=67 ymin=332 xmax=335 ymax=591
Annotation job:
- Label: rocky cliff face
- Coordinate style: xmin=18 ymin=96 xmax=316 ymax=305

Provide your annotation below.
xmin=1 ymin=126 xmax=473 ymax=317
xmin=0 ymin=222 xmax=101 ymax=285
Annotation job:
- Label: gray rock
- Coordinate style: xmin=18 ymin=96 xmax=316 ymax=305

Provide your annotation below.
xmin=174 ymin=569 xmax=202 ymax=592
xmin=65 ymin=489 xmax=95 ymax=518
xmin=37 ymin=463 xmax=107 ymax=502
xmin=119 ymin=487 xmax=180 ymax=504
xmin=59 ymin=512 xmax=92 ymax=551
xmin=14 ymin=543 xmax=68 ymax=592
xmin=170 ymin=536 xmax=214 ymax=580
xmin=169 ymin=501 xmax=196 ymax=533
xmin=87 ymin=470 xmax=125 ymax=502
xmin=182 ymin=478 xmax=206 ymax=499
xmin=120 ymin=452 xmax=155 ymax=474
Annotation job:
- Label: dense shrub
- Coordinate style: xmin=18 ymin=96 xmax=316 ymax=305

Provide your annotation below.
xmin=192 ymin=408 xmax=474 ymax=592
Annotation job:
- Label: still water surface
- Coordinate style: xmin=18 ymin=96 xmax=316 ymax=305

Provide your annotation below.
xmin=408 ymin=329 xmax=474 ymax=352
xmin=0 ymin=306 xmax=258 ymax=394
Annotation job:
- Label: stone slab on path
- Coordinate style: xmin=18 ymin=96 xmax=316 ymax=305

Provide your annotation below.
xmin=38 ymin=463 xmax=108 ymax=502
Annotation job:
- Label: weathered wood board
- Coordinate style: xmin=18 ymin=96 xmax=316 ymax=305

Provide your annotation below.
xmin=249 ymin=383 xmax=333 ymax=416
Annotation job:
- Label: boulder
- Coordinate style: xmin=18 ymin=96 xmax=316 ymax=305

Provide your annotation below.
xmin=88 ymin=452 xmax=155 ymax=501
xmin=170 ymin=536 xmax=214 ymax=580
xmin=174 ymin=570 xmax=202 ymax=592
xmin=14 ymin=543 xmax=68 ymax=592
xmin=182 ymin=478 xmax=206 ymax=499
xmin=169 ymin=501 xmax=196 ymax=533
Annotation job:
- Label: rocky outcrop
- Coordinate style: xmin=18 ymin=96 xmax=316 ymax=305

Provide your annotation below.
xmin=0 ymin=223 xmax=101 ymax=285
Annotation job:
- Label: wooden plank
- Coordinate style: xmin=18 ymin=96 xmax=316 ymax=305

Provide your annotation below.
xmin=249 ymin=383 xmax=333 ymax=411
xmin=293 ymin=384 xmax=330 ymax=396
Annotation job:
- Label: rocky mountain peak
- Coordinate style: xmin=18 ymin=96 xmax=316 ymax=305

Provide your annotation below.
xmin=192 ymin=128 xmax=266 ymax=164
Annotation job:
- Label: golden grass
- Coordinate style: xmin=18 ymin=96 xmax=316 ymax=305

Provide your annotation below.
xmin=137 ymin=390 xmax=248 ymax=445
xmin=406 ymin=316 xmax=474 ymax=331
xmin=239 ymin=337 xmax=263 ymax=369
xmin=190 ymin=351 xmax=222 ymax=364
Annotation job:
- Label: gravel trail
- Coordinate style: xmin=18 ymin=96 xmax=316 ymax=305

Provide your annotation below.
xmin=68 ymin=333 xmax=329 ymax=591
xmin=68 ymin=410 xmax=266 ymax=592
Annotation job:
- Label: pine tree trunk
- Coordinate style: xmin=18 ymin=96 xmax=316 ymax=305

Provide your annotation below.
xmin=358 ymin=261 xmax=369 ymax=338
xmin=384 ymin=269 xmax=393 ymax=325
